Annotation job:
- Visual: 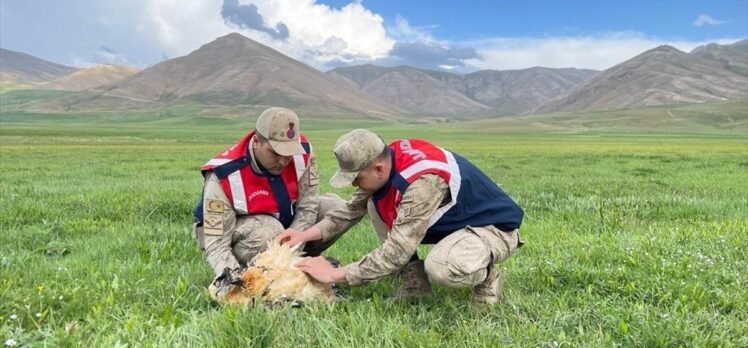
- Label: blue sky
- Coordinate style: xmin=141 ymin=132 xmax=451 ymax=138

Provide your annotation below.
xmin=1 ymin=1 xmax=746 ymax=72
xmin=323 ymin=1 xmax=748 ymax=41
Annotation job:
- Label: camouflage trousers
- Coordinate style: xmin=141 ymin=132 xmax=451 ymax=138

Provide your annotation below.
xmin=367 ymin=200 xmax=520 ymax=288
xmin=195 ymin=193 xmax=346 ymax=276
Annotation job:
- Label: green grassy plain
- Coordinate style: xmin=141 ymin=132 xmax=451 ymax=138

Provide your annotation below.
xmin=1 ymin=107 xmax=747 ymax=347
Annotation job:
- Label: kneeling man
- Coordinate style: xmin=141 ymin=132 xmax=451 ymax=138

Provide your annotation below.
xmin=276 ymin=129 xmax=523 ymax=305
xmin=193 ymin=107 xmax=345 ymax=296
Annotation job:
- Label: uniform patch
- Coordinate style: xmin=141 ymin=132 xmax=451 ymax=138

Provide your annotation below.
xmin=309 ymin=165 xmax=319 ymax=186
xmin=399 ymin=206 xmax=411 ymax=217
xmin=398 ymin=194 xmax=414 ymax=217
xmin=206 ymin=199 xmax=225 ymax=213
xmin=203 ymin=213 xmax=224 ymax=235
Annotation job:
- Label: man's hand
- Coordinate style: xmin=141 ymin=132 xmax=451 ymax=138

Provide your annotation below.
xmin=275 ymin=226 xmax=322 ymax=247
xmin=274 ymin=229 xmax=305 ymax=246
xmin=295 ymin=256 xmax=347 ymax=284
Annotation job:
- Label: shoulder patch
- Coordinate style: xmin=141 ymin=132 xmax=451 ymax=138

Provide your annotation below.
xmin=206 ymin=199 xmax=225 ymax=213
xmin=398 ymin=194 xmax=414 ymax=217
xmin=203 ymin=213 xmax=224 ymax=235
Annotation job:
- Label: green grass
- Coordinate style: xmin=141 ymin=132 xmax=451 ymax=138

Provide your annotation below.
xmin=1 ymin=109 xmax=747 ymax=347
xmin=0 ymin=82 xmax=32 ymax=95
xmin=511 ymin=100 xmax=748 ymax=134
xmin=0 ymin=89 xmax=74 ymax=109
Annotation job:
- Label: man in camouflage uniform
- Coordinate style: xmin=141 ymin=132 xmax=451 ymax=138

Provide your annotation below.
xmin=193 ymin=107 xmax=345 ymax=296
xmin=277 ymin=129 xmax=524 ymax=305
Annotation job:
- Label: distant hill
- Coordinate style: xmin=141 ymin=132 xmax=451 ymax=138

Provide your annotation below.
xmin=42 ymin=64 xmax=139 ymax=91
xmin=461 ymin=67 xmax=598 ymax=115
xmin=5 ymin=34 xmax=745 ymax=120
xmin=536 ymin=43 xmax=748 ymax=113
xmin=690 ymin=39 xmax=748 ymax=77
xmin=328 ymin=65 xmax=491 ymax=115
xmin=0 ymin=48 xmax=79 ymax=85
xmin=71 ymin=33 xmax=402 ymax=117
xmin=328 ymin=64 xmax=597 ymax=116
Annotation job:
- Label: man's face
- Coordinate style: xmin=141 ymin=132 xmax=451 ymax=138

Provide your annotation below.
xmin=253 ymin=139 xmax=292 ymax=175
xmin=352 ymin=160 xmax=388 ymax=192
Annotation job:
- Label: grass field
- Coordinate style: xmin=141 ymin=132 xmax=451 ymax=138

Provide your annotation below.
xmin=1 ymin=109 xmax=747 ymax=347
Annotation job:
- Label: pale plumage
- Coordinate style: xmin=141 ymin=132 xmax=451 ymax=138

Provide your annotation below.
xmin=212 ymin=242 xmax=335 ymax=305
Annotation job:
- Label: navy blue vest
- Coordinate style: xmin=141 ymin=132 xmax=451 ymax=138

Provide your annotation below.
xmin=373 ymin=151 xmax=524 ymax=244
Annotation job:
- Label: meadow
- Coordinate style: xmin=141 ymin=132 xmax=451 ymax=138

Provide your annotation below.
xmin=0 ymin=107 xmax=746 ymax=347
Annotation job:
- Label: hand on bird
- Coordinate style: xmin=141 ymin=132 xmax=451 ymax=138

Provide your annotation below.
xmin=295 ymin=256 xmax=347 ymax=284
xmin=275 ymin=226 xmax=322 ymax=247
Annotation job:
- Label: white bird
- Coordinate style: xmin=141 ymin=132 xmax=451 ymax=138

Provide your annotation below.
xmin=210 ymin=241 xmax=335 ymax=305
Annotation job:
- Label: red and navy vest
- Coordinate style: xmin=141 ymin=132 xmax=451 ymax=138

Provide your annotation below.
xmin=194 ymin=130 xmax=311 ymax=228
xmin=371 ymin=139 xmax=523 ymax=243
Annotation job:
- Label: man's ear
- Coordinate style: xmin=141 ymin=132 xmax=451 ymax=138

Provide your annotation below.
xmin=374 ymin=161 xmax=386 ymax=176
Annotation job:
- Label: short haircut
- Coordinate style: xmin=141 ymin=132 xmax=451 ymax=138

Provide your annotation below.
xmin=375 ymin=146 xmax=389 ymax=161
xmin=255 ymin=131 xmax=268 ymax=144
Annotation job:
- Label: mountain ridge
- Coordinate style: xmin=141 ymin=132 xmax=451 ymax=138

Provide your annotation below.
xmin=3 ymin=35 xmax=746 ymax=118
xmin=535 ymin=42 xmax=748 ymax=113
xmin=0 ymin=48 xmax=79 ymax=85
xmin=328 ymin=64 xmax=598 ymax=115
xmin=76 ymin=33 xmax=403 ymax=118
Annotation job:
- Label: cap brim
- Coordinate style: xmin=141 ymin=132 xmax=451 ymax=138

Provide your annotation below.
xmin=269 ymin=140 xmax=306 ymax=156
xmin=329 ymin=169 xmax=358 ymax=188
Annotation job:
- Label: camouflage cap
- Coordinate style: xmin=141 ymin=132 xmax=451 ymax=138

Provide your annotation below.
xmin=255 ymin=107 xmax=305 ymax=156
xmin=329 ymin=129 xmax=386 ymax=188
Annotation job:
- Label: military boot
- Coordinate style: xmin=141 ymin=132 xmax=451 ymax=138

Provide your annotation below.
xmin=471 ymin=266 xmax=504 ymax=305
xmin=391 ymin=260 xmax=434 ymax=301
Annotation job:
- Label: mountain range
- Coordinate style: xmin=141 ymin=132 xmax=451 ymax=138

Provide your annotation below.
xmin=0 ymin=48 xmax=139 ymax=92
xmin=328 ymin=64 xmax=597 ymax=116
xmin=1 ymin=33 xmax=746 ymax=117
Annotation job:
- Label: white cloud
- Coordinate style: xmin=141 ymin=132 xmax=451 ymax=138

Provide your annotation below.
xmin=68 ymin=45 xmax=133 ymax=68
xmin=83 ymin=2 xmax=743 ymax=72
xmin=254 ymin=0 xmax=393 ymax=62
xmin=137 ymin=0 xmax=231 ymax=57
xmin=388 ymin=14 xmax=436 ymax=43
xmin=135 ymin=0 xmax=394 ymax=70
xmin=465 ymin=32 xmax=743 ymax=71
xmin=693 ymin=14 xmax=724 ymax=27
xmin=374 ymin=16 xmax=480 ymax=72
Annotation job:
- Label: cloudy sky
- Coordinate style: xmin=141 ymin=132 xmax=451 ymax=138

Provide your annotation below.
xmin=1 ymin=0 xmax=746 ymax=73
